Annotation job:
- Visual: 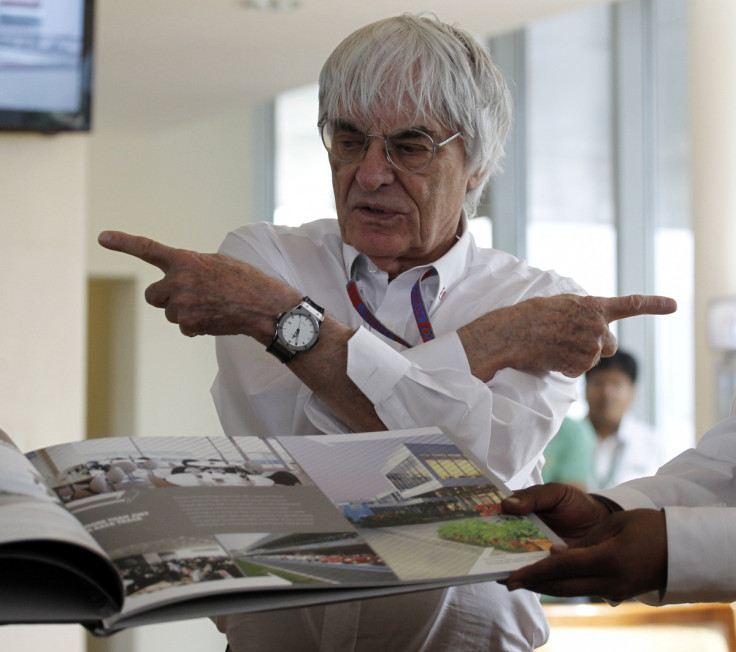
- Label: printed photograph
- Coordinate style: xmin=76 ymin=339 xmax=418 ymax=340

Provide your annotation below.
xmin=111 ymin=535 xmax=244 ymax=598
xmin=278 ymin=430 xmax=554 ymax=580
xmin=217 ymin=531 xmax=397 ymax=586
xmin=27 ymin=436 xmax=311 ymax=504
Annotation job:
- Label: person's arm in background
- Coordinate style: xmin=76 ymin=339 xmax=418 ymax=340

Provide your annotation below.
xmin=502 ymin=414 xmax=736 ymax=603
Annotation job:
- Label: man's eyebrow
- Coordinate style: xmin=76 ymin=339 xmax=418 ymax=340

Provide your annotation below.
xmin=394 ymin=125 xmax=438 ymax=137
xmin=334 ymin=118 xmax=363 ymax=130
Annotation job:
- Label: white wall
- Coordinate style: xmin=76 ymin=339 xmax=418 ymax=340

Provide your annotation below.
xmin=0 ymin=133 xmax=88 ymax=652
xmin=86 ymin=108 xmax=258 ymax=439
xmin=0 ymin=134 xmax=88 ymax=451
xmin=0 ymin=108 xmax=256 ymax=650
xmin=690 ymin=0 xmax=736 ymax=435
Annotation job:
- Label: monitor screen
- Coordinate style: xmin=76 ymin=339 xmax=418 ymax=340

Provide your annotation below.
xmin=0 ymin=0 xmax=94 ymax=132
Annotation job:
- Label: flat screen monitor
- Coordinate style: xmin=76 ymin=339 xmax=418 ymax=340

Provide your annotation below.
xmin=0 ymin=0 xmax=94 ymax=133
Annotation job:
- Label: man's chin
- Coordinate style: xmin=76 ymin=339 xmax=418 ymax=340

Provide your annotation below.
xmin=348 ymin=231 xmax=408 ymax=261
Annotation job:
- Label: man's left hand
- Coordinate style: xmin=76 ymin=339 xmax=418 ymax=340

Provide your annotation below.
xmin=502 ymin=508 xmax=668 ymax=601
xmin=501 ymin=482 xmax=610 ymax=544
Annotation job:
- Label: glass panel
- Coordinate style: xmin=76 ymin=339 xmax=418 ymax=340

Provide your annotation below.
xmin=652 ymin=0 xmax=694 ymax=455
xmin=525 ymin=5 xmax=617 ymax=298
xmin=274 ymin=83 xmax=335 ymax=226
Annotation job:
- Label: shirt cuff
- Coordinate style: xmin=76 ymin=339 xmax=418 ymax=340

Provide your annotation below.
xmin=402 ymin=331 xmax=471 ymax=373
xmin=659 ymin=506 xmax=736 ymax=604
xmin=593 ymin=486 xmax=660 ymax=511
xmin=346 ymin=327 xmax=412 ymax=405
xmin=589 ymin=494 xmax=624 ymax=513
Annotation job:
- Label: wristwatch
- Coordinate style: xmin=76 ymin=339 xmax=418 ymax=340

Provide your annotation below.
xmin=266 ymin=297 xmax=325 ymax=363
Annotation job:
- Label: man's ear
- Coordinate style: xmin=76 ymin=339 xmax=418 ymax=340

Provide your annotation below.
xmin=467 ymin=169 xmax=485 ymax=190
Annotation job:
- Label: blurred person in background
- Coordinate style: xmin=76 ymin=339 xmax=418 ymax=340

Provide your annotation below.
xmin=542 ymin=416 xmax=597 ymax=490
xmin=585 ymin=349 xmax=668 ymax=489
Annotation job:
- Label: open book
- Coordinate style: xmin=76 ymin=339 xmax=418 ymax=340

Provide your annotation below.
xmin=0 ymin=426 xmax=559 ymax=635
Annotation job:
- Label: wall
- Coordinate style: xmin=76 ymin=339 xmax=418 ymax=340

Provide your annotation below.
xmin=0 ymin=107 xmax=257 ymax=650
xmin=84 ymin=108 xmax=258 ymax=651
xmin=0 ymin=133 xmax=88 ymax=652
xmin=86 ymin=108 xmax=258 ymax=439
xmin=690 ymin=0 xmax=736 ymax=435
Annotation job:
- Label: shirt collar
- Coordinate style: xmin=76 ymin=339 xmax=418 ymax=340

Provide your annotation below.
xmin=341 ymin=211 xmax=472 ymax=302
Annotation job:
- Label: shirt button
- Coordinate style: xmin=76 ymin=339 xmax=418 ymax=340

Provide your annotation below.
xmin=367 ymin=262 xmax=378 ymax=273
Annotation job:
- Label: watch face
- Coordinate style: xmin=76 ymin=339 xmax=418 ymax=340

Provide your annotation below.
xmin=279 ymin=313 xmax=318 ymax=350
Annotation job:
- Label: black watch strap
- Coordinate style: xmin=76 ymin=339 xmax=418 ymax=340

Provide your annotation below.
xmin=266 ymin=337 xmax=296 ymax=364
xmin=590 ymin=494 xmax=624 ymax=513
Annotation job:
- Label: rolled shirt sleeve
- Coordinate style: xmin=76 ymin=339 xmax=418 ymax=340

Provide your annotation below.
xmin=341 ymin=326 xmax=577 ymax=489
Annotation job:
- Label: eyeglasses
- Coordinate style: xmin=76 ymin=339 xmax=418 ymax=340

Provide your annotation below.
xmin=319 ymin=117 xmax=462 ymax=174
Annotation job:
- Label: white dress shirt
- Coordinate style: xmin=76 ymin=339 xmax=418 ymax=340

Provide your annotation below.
xmin=589 ymin=414 xmax=668 ymax=490
xmin=211 ymin=218 xmax=584 ymax=651
xmin=597 ymin=414 xmax=736 ymax=605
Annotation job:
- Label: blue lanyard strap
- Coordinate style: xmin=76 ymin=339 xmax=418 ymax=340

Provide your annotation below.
xmin=346 ymin=268 xmax=437 ymax=348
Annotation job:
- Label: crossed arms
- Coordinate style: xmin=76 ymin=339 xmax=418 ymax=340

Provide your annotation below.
xmin=98 ymin=229 xmax=676 ymax=437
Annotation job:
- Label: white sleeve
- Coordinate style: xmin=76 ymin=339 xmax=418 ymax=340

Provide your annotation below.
xmin=657 ymin=506 xmax=736 ymax=604
xmin=340 ymin=327 xmax=578 ymax=489
xmin=600 ymin=414 xmax=736 ymax=510
xmin=596 ymin=414 xmax=736 ymax=604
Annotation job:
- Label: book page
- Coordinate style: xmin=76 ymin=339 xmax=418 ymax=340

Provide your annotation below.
xmin=26 ymin=428 xmax=559 ymax=629
xmin=277 ymin=429 xmax=558 ymax=581
xmin=0 ymin=429 xmax=124 ymax=625
xmin=28 ymin=434 xmax=369 ymax=623
xmin=0 ymin=428 xmax=106 ymax=556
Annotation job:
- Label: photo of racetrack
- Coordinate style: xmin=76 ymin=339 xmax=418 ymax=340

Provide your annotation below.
xmin=217 ymin=531 xmax=397 ymax=586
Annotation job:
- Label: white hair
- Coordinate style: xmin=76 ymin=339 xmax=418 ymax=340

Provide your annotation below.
xmin=318 ymin=13 xmax=513 ymax=217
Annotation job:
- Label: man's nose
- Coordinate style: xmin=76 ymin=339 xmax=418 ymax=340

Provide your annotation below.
xmin=354 ymin=137 xmax=396 ymax=191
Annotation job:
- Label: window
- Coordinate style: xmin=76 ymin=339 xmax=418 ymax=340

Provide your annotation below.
xmin=525 ymin=5 xmax=616 ymax=298
xmin=490 ymin=0 xmax=693 ymax=454
xmin=274 ymin=84 xmax=335 ymax=227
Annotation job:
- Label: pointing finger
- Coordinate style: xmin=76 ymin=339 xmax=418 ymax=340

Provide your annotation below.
xmin=98 ymin=230 xmax=178 ymax=273
xmin=601 ymin=295 xmax=677 ymax=324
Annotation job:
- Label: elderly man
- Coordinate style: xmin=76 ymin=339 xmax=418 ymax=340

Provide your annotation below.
xmin=99 ymin=13 xmax=675 ymax=652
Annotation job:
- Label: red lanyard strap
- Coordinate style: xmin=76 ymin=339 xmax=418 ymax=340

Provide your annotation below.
xmin=346 ymin=268 xmax=437 ymax=348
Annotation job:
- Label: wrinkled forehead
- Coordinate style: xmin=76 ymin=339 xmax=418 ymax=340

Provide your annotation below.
xmin=321 ymin=65 xmax=455 ymax=134
xmin=335 ymin=104 xmax=446 ymax=135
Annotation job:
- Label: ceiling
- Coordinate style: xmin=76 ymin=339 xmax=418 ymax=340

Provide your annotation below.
xmin=92 ymin=0 xmax=613 ymax=133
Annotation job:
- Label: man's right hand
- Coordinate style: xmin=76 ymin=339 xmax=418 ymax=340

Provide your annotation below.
xmin=460 ymin=294 xmax=677 ymax=381
xmin=500 ymin=486 xmax=667 ymax=601
xmin=98 ymin=230 xmax=303 ymax=340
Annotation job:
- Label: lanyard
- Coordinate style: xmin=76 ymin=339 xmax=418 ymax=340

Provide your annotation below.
xmin=596 ymin=437 xmax=626 ymax=489
xmin=346 ymin=268 xmax=437 ymax=348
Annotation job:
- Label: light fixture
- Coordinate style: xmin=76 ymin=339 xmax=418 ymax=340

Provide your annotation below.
xmin=240 ymin=0 xmax=301 ymax=10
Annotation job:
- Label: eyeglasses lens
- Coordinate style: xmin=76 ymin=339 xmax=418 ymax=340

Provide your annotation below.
xmin=321 ymin=120 xmax=435 ymax=173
